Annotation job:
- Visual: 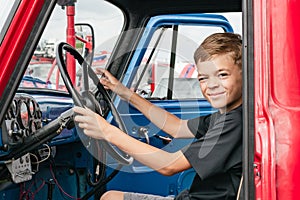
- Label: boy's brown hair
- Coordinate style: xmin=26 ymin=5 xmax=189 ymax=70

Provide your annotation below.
xmin=194 ymin=32 xmax=242 ymax=69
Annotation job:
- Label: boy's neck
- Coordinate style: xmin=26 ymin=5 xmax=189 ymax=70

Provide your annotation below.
xmin=219 ymin=103 xmax=242 ymax=114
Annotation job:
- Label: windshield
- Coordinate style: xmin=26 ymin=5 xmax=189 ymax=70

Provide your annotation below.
xmin=20 ymin=0 xmax=124 ymax=91
xmin=0 ymin=0 xmax=20 ymax=44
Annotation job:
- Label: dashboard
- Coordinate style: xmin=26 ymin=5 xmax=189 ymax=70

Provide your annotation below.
xmin=1 ymin=92 xmax=76 ymax=155
xmin=3 ymin=94 xmax=42 ymax=149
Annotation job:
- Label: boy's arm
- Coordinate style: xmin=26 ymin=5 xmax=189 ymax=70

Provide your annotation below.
xmin=98 ymin=69 xmax=194 ymax=139
xmin=73 ymin=106 xmax=192 ymax=175
xmin=108 ymin=122 xmax=192 ymax=175
xmin=128 ymin=91 xmax=194 ymax=138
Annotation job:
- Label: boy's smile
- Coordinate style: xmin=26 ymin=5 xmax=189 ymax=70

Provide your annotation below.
xmin=197 ymin=53 xmax=242 ymax=113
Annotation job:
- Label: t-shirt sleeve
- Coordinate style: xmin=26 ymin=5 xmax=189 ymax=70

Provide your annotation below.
xmin=187 ymin=114 xmax=211 ymax=139
xmin=182 ymin=108 xmax=242 ymax=180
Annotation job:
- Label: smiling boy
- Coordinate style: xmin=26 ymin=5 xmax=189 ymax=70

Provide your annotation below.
xmin=73 ymin=32 xmax=243 ymax=200
xmin=196 ymin=33 xmax=242 ymax=113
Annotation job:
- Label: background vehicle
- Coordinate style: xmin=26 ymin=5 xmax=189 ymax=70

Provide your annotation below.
xmin=0 ymin=0 xmax=300 ymax=199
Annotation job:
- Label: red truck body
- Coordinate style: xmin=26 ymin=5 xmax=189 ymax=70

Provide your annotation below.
xmin=253 ymin=0 xmax=300 ymax=199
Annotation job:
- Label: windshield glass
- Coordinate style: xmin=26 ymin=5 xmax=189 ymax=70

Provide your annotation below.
xmin=0 ymin=0 xmax=20 ymax=44
xmin=20 ymin=0 xmax=124 ymax=91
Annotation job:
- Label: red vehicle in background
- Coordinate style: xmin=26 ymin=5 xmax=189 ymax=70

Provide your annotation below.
xmin=0 ymin=0 xmax=300 ymax=199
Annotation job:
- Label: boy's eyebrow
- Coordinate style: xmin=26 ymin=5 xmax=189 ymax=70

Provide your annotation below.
xmin=217 ymin=68 xmax=231 ymax=72
xmin=198 ymin=68 xmax=230 ymax=76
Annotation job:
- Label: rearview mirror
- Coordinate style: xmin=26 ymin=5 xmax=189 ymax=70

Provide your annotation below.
xmin=75 ymin=23 xmax=95 ymax=67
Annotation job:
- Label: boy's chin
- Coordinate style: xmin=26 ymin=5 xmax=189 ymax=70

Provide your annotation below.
xmin=210 ymin=103 xmax=227 ymax=112
xmin=209 ymin=101 xmax=226 ymax=109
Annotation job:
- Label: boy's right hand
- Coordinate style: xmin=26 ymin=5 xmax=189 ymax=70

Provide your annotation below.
xmin=96 ymin=68 xmax=133 ymax=101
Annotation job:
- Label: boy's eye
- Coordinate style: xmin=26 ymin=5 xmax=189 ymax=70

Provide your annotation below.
xmin=218 ymin=73 xmax=229 ymax=78
xmin=198 ymin=76 xmax=208 ymax=82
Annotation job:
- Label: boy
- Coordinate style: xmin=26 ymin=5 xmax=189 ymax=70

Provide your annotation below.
xmin=73 ymin=32 xmax=243 ymax=200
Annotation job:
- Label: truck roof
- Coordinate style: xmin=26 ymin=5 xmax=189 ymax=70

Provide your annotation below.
xmin=107 ymin=0 xmax=242 ymax=16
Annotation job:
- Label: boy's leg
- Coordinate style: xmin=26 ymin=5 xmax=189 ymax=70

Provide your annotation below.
xmin=100 ymin=190 xmax=174 ymax=200
xmin=123 ymin=192 xmax=174 ymax=200
xmin=100 ymin=190 xmax=124 ymax=200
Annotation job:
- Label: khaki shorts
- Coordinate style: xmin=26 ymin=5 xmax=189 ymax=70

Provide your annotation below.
xmin=123 ymin=192 xmax=174 ymax=200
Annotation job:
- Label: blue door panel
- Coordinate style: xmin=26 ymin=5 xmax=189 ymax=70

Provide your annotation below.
xmin=107 ymin=99 xmax=214 ymax=195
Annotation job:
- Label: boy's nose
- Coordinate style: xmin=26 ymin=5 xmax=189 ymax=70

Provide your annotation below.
xmin=207 ymin=77 xmax=219 ymax=88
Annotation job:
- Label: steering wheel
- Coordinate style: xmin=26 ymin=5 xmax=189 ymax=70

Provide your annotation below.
xmin=56 ymin=42 xmax=133 ymax=166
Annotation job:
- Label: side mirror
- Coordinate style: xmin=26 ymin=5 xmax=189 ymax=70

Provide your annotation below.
xmin=75 ymin=23 xmax=95 ymax=67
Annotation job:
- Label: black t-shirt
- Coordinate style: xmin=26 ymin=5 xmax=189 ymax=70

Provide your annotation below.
xmin=176 ymin=106 xmax=242 ymax=200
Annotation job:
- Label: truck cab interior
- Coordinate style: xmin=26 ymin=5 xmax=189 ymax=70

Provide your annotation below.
xmin=0 ymin=0 xmax=257 ymax=199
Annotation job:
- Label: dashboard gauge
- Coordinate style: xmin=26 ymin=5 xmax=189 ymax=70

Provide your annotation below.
xmin=12 ymin=120 xmax=19 ymax=131
xmin=29 ymin=100 xmax=35 ymax=117
xmin=20 ymin=100 xmax=29 ymax=128
xmin=5 ymin=110 xmax=12 ymax=120
xmin=24 ymin=128 xmax=30 ymax=137
xmin=10 ymin=120 xmax=24 ymax=141
xmin=36 ymin=109 xmax=42 ymax=119
xmin=10 ymin=120 xmax=20 ymax=134
xmin=6 ymin=100 xmax=18 ymax=119
xmin=10 ymin=100 xmax=18 ymax=118
xmin=30 ymin=120 xmax=37 ymax=133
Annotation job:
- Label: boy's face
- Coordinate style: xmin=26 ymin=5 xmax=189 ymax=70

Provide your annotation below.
xmin=196 ymin=54 xmax=242 ymax=113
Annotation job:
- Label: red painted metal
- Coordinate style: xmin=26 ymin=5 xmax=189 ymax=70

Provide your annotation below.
xmin=253 ymin=1 xmax=276 ymax=199
xmin=268 ymin=0 xmax=300 ymax=199
xmin=66 ymin=5 xmax=76 ymax=84
xmin=0 ymin=0 xmax=44 ymax=97
xmin=254 ymin=0 xmax=300 ymax=199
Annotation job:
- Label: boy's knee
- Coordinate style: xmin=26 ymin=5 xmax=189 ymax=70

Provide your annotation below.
xmin=100 ymin=190 xmax=124 ymax=200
